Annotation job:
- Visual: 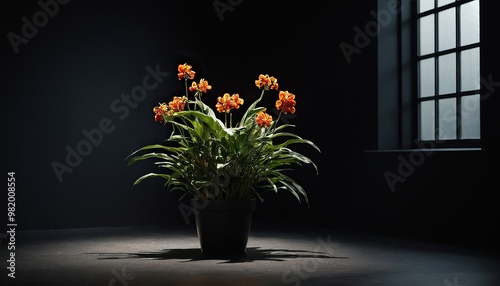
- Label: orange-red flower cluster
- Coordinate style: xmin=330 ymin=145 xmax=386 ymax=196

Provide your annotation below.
xmin=153 ymin=96 xmax=187 ymax=123
xmin=153 ymin=103 xmax=169 ymax=123
xmin=216 ymin=93 xmax=244 ymax=113
xmin=275 ymin=90 xmax=296 ymax=114
xmin=177 ymin=63 xmax=196 ymax=80
xmin=189 ymin=78 xmax=212 ymax=93
xmin=169 ymin=96 xmax=188 ymax=112
xmin=256 ymin=110 xmax=273 ymax=127
xmin=255 ymin=74 xmax=279 ymax=91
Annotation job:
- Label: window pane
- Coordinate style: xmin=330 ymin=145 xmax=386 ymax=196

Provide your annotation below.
xmin=419 ymin=58 xmax=435 ymax=97
xmin=438 ymin=0 xmax=455 ymax=7
xmin=461 ymin=94 xmax=480 ymax=139
xmin=438 ymin=53 xmax=456 ymax=94
xmin=419 ymin=15 xmax=435 ymax=55
xmin=420 ymin=100 xmax=435 ymax=140
xmin=419 ymin=0 xmax=434 ymax=13
xmin=438 ymin=98 xmax=457 ymax=140
xmin=460 ymin=0 xmax=480 ymax=46
xmin=461 ymin=48 xmax=480 ymax=91
xmin=438 ymin=8 xmax=456 ymax=51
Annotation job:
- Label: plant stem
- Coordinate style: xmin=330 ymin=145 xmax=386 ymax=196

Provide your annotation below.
xmin=184 ymin=78 xmax=191 ymax=111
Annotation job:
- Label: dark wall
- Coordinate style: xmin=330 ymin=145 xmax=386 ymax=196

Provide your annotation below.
xmin=3 ymin=0 xmax=498 ymax=250
xmin=3 ymin=0 xmax=361 ymax=230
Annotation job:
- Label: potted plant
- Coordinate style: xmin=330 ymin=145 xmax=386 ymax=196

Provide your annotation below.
xmin=126 ymin=63 xmax=320 ymax=255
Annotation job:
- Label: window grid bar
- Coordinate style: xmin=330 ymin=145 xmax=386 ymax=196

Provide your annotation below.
xmin=397 ymin=6 xmax=403 ymax=148
xmin=455 ymin=2 xmax=461 ymax=139
xmin=417 ymin=43 xmax=480 ymax=61
xmin=433 ymin=0 xmax=439 ymax=140
xmin=417 ymin=0 xmax=476 ymax=18
xmin=417 ymin=89 xmax=480 ymax=103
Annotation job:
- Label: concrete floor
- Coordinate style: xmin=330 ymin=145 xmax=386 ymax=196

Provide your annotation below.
xmin=1 ymin=223 xmax=499 ymax=286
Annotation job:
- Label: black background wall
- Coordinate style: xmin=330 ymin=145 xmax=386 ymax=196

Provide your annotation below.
xmin=3 ymin=0 xmax=498 ymax=250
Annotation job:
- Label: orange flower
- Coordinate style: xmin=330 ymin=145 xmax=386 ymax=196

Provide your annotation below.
xmin=198 ymin=79 xmax=212 ymax=93
xmin=228 ymin=93 xmax=244 ymax=110
xmin=275 ymin=90 xmax=296 ymax=114
xmin=216 ymin=93 xmax=244 ymax=113
xmin=256 ymin=110 xmax=273 ymax=127
xmin=153 ymin=103 xmax=169 ymax=122
xmin=177 ymin=63 xmax=196 ymax=80
xmin=255 ymin=74 xmax=278 ymax=91
xmin=168 ymin=96 xmax=187 ymax=112
xmin=216 ymin=93 xmax=232 ymax=113
xmin=189 ymin=82 xmax=198 ymax=92
xmin=189 ymin=79 xmax=212 ymax=93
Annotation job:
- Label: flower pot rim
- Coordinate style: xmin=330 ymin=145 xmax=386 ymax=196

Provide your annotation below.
xmin=190 ymin=198 xmax=257 ymax=211
xmin=190 ymin=198 xmax=257 ymax=202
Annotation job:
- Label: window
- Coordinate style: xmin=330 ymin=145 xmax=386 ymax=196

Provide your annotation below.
xmin=375 ymin=0 xmax=481 ymax=150
xmin=416 ymin=0 xmax=480 ymax=146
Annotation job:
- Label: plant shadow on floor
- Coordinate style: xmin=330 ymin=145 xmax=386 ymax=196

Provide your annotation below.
xmin=90 ymin=247 xmax=349 ymax=264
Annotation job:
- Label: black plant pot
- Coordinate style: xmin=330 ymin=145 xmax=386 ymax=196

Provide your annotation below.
xmin=191 ymin=199 xmax=256 ymax=256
